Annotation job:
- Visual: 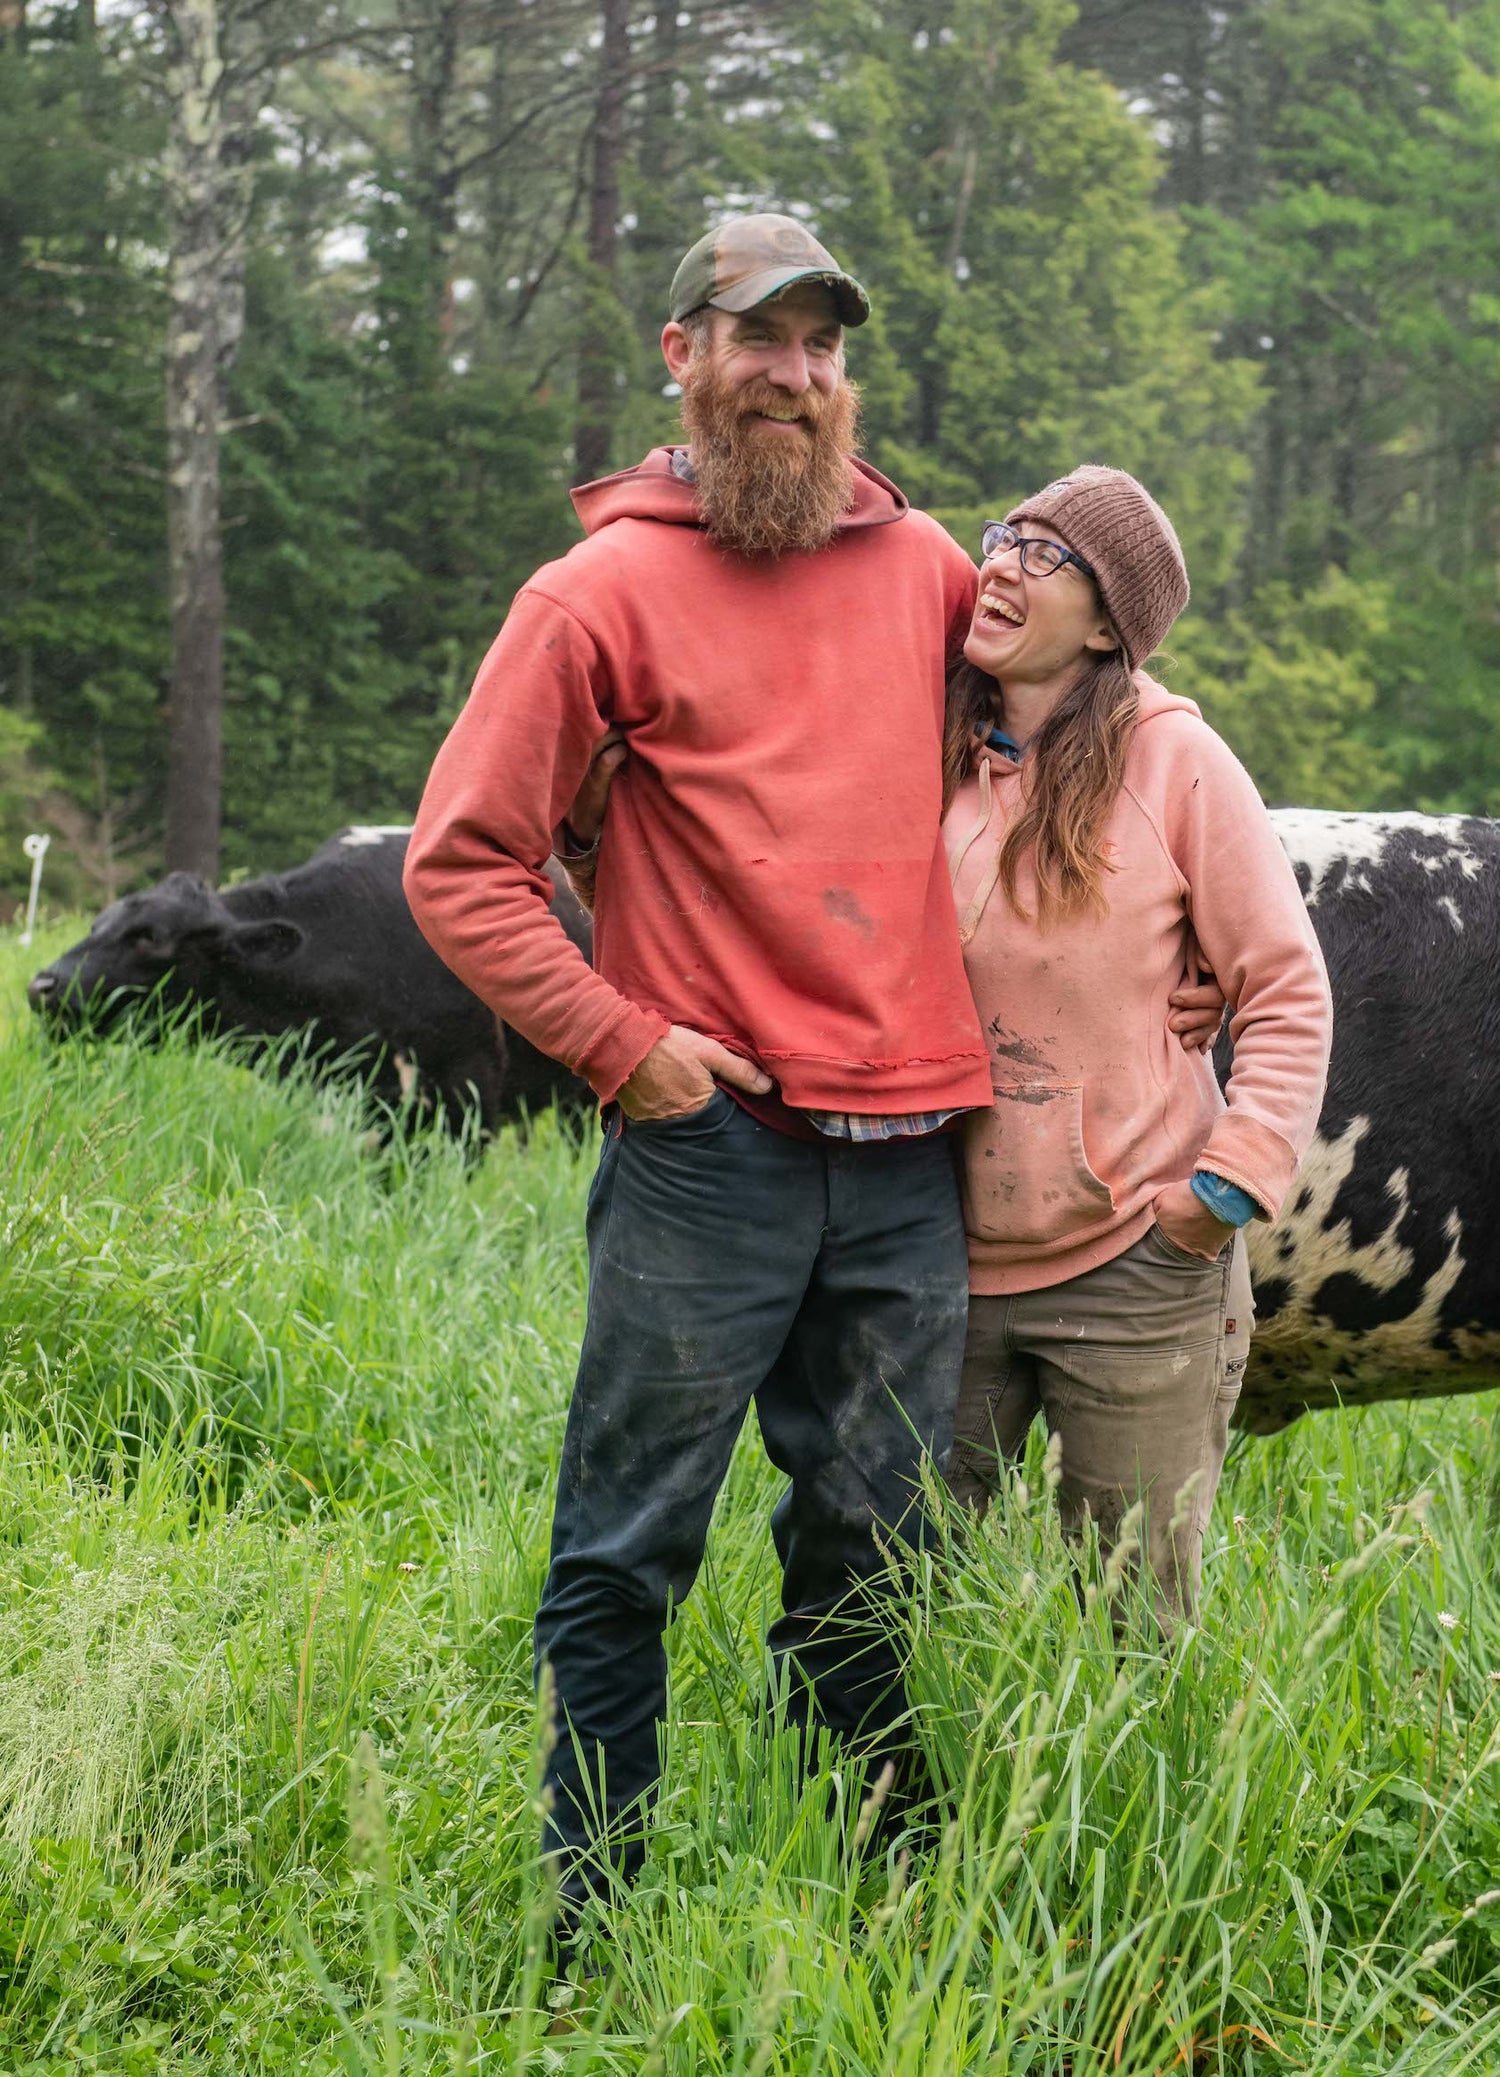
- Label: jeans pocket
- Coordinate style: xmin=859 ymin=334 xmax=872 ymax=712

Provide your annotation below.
xmin=628 ymin=1085 xmax=734 ymax=1134
xmin=1146 ymin=1220 xmax=1223 ymax=1271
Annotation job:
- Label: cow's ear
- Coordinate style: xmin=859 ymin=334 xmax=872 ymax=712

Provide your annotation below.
xmin=227 ymin=918 xmax=304 ymax=965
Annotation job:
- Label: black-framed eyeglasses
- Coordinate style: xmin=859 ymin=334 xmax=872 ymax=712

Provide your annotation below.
xmin=980 ymin=520 xmax=1096 ymax=584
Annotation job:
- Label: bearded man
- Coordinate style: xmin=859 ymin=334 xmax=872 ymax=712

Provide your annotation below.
xmin=406 ymin=218 xmax=1120 ymax=1937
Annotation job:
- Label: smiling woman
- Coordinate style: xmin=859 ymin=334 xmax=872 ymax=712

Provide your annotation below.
xmin=940 ymin=464 xmax=1334 ymax=1632
xmin=950 ymin=515 xmax=1131 ymax=919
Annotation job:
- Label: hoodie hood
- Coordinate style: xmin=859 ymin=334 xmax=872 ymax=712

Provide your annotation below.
xmin=973 ymin=670 xmax=1203 ymax=783
xmin=1132 ymin=669 xmax=1202 ymax=725
xmin=570 ymin=445 xmax=909 ymax=536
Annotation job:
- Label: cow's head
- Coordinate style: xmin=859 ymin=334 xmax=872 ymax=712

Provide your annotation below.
xmin=27 ymin=873 xmax=306 ymax=1033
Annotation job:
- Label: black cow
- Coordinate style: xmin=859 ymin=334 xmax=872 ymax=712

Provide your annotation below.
xmin=1235 ymin=809 xmax=1500 ymax=1430
xmin=26 ymin=826 xmax=591 ymax=1135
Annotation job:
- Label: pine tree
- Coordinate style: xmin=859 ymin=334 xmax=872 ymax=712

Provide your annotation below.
xmin=0 ymin=8 xmax=168 ymax=900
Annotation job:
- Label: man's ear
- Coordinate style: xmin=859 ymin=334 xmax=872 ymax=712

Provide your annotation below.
xmin=661 ymin=319 xmax=697 ymax=384
xmin=226 ymin=917 xmax=304 ymax=965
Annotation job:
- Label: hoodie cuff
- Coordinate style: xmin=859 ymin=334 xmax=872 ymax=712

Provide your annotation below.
xmin=579 ymin=1000 xmax=671 ymax=1105
xmin=552 ymin=819 xmax=600 ymax=863
xmin=1195 ymin=1113 xmax=1299 ymax=1223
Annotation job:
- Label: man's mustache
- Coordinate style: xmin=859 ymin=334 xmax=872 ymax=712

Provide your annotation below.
xmin=727 ymin=381 xmax=828 ymax=428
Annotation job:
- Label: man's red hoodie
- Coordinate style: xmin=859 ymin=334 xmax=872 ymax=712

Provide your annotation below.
xmin=403 ymin=447 xmax=993 ymax=1112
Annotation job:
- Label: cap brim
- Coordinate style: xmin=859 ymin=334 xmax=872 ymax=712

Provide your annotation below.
xmin=708 ymin=265 xmax=871 ymax=327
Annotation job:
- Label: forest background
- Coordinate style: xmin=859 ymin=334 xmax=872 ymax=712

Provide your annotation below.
xmin=4 ymin=0 xmax=1500 ymax=907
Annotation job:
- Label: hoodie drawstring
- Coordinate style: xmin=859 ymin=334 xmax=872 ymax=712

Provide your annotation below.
xmin=949 ymin=756 xmax=1006 ymax=945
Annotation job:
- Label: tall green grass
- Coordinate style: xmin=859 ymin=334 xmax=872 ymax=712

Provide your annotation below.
xmin=2 ymin=920 xmax=1499 ymax=2072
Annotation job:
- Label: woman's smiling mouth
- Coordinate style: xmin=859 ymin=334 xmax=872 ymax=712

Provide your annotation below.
xmin=975 ymin=584 xmax=1026 ymax=630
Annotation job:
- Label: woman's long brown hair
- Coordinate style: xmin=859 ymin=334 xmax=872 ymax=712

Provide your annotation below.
xmin=941 ymin=647 xmax=1140 ymax=925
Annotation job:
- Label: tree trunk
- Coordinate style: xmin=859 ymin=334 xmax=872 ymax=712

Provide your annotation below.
xmin=572 ymin=0 xmax=629 ymax=487
xmin=944 ymin=31 xmax=999 ymax=276
xmin=1242 ymin=370 xmax=1287 ymax=596
xmin=1178 ymin=0 xmax=1210 ymax=209
xmin=409 ymin=0 xmax=462 ymax=369
xmin=1489 ymin=428 xmax=1500 ymax=624
xmin=1329 ymin=357 xmax=1363 ymax=570
xmin=630 ymin=0 xmax=681 ymax=349
xmin=161 ymin=0 xmax=246 ymax=881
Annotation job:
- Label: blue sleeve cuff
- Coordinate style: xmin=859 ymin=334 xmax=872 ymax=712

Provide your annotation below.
xmin=1191 ymin=1171 xmax=1260 ymax=1227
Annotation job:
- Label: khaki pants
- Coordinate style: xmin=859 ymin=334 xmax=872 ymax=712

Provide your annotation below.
xmin=947 ymin=1224 xmax=1254 ymax=1627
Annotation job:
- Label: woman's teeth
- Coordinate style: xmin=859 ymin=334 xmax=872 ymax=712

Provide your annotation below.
xmin=978 ymin=588 xmax=1025 ymax=628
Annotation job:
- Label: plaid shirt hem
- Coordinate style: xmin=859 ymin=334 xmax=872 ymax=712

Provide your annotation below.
xmin=803 ymin=1108 xmax=963 ymax=1141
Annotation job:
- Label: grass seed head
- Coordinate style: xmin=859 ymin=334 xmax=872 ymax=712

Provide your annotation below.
xmin=1043 ymin=1429 xmax=1063 ymax=1490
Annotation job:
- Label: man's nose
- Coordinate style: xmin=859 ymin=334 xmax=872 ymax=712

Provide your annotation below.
xmin=763 ymin=340 xmax=813 ymax=391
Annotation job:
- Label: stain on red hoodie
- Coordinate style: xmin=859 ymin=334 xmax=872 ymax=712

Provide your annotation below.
xmin=404 ymin=447 xmax=992 ymax=1111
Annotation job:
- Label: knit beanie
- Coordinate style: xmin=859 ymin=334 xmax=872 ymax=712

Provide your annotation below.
xmin=1003 ymin=465 xmax=1189 ymax=669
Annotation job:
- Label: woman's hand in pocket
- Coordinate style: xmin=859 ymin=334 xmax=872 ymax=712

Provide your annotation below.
xmin=1153 ymin=1179 xmax=1234 ymax=1262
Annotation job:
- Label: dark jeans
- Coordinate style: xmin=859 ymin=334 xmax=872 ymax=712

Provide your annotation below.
xmin=533 ymin=1089 xmax=968 ymax=1902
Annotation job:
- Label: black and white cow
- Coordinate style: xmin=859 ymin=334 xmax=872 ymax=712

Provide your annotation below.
xmin=26 ymin=826 xmax=592 ymax=1135
xmin=26 ymin=810 xmax=1500 ymax=1426
xmin=1234 ymin=810 xmax=1500 ymax=1430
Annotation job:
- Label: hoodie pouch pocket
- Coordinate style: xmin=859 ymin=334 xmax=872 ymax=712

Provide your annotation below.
xmin=961 ymin=1084 xmax=1115 ymax=1246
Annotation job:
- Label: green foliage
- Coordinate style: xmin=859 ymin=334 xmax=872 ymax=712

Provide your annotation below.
xmin=0 ymin=710 xmax=49 ymax=908
xmin=5 ymin=0 xmax=1500 ymax=874
xmin=1188 ymin=0 xmax=1500 ymax=582
xmin=0 ymin=15 xmax=166 ymax=884
xmin=1166 ymin=563 xmax=1500 ymax=814
xmin=738 ymin=2 xmax=1259 ymax=593
xmin=218 ymin=253 xmax=414 ymax=869
xmin=1352 ymin=567 xmax=1500 ymax=814
xmin=3 ymin=932 xmax=1500 ymax=2069
xmin=1169 ymin=570 xmax=1398 ymax=807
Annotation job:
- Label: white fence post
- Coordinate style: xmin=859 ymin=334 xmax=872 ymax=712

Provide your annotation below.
xmin=18 ymin=833 xmax=51 ymax=948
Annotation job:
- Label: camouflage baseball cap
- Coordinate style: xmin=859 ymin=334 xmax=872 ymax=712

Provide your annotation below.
xmin=669 ymin=213 xmax=870 ymax=327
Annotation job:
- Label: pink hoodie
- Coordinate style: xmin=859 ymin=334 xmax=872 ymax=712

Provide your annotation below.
xmin=945 ymin=675 xmax=1332 ymax=1295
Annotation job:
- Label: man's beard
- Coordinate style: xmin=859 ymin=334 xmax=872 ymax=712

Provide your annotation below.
xmin=679 ymin=361 xmax=861 ymax=559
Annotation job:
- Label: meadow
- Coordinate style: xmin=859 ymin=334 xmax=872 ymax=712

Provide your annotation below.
xmin=3 ymin=920 xmax=1500 ymax=2075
